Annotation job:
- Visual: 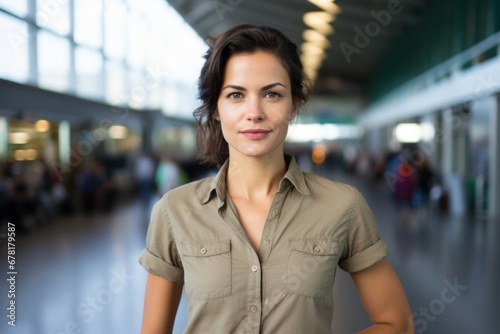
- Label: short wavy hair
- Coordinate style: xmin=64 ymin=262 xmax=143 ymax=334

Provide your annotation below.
xmin=193 ymin=24 xmax=312 ymax=167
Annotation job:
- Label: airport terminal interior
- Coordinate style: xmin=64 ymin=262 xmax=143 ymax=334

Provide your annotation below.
xmin=1 ymin=0 xmax=500 ymax=333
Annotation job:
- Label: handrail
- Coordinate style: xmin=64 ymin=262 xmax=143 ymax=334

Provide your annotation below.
xmin=373 ymin=30 xmax=500 ymax=108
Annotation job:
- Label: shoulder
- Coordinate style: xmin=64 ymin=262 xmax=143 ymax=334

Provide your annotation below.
xmin=303 ymin=172 xmax=359 ymax=199
xmin=156 ymin=176 xmax=214 ymax=209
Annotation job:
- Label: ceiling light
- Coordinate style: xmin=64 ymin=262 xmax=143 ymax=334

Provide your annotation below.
xmin=9 ymin=132 xmax=30 ymax=144
xmin=108 ymin=125 xmax=129 ymax=139
xmin=303 ymin=12 xmax=334 ymax=35
xmin=301 ymin=56 xmax=323 ymax=70
xmin=14 ymin=150 xmax=26 ymax=161
xmin=303 ymin=29 xmax=330 ymax=49
xmin=35 ymin=120 xmax=50 ymax=132
xmin=26 ymin=149 xmax=38 ymax=160
xmin=307 ymin=0 xmax=341 ymax=15
xmin=301 ymin=42 xmax=326 ymax=56
xmin=394 ymin=123 xmax=422 ymax=143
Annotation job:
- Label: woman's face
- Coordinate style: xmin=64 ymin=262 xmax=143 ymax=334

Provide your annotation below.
xmin=216 ymin=51 xmax=297 ymax=160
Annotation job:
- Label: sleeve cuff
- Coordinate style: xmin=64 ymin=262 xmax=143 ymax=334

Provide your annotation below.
xmin=338 ymin=239 xmax=388 ymax=273
xmin=138 ymin=249 xmax=184 ymax=284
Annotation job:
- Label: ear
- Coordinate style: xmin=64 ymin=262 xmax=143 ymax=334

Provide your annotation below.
xmin=214 ymin=109 xmax=220 ymax=121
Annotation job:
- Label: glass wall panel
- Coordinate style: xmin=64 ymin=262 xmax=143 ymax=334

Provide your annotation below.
xmin=0 ymin=0 xmax=28 ymax=18
xmin=162 ymin=82 xmax=179 ymax=116
xmin=104 ymin=0 xmax=126 ymax=60
xmin=37 ymin=30 xmax=71 ymax=91
xmin=128 ymin=69 xmax=146 ymax=109
xmin=105 ymin=60 xmax=127 ymax=106
xmin=127 ymin=12 xmax=145 ymax=69
xmin=36 ymin=0 xmax=70 ymax=36
xmin=0 ymin=13 xmax=29 ymax=82
xmin=74 ymin=0 xmax=103 ymax=48
xmin=75 ymin=46 xmax=103 ymax=100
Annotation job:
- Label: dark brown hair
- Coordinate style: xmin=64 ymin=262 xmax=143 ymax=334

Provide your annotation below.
xmin=194 ymin=24 xmax=312 ymax=167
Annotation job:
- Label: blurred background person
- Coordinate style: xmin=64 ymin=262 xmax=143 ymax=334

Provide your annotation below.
xmin=135 ymin=152 xmax=156 ymax=210
xmin=155 ymin=154 xmax=180 ymax=197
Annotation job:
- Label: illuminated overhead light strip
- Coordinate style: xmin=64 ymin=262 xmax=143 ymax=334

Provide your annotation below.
xmin=303 ymin=29 xmax=331 ymax=49
xmin=303 ymin=11 xmax=334 ymax=35
xmin=308 ymin=0 xmax=341 ymax=15
xmin=8 ymin=132 xmax=30 ymax=144
xmin=301 ymin=0 xmax=340 ymax=82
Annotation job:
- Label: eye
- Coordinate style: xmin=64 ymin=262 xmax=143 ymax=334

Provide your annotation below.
xmin=264 ymin=92 xmax=282 ymax=99
xmin=227 ymin=92 xmax=244 ymax=99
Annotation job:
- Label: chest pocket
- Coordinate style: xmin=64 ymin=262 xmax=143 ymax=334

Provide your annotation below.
xmin=286 ymin=237 xmax=339 ymax=299
xmin=180 ymin=239 xmax=232 ymax=300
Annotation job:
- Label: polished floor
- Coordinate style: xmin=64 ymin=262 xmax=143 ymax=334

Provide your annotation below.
xmin=1 ymin=170 xmax=499 ymax=334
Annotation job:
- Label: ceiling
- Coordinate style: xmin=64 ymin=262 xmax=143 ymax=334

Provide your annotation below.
xmin=167 ymin=0 xmax=428 ymax=99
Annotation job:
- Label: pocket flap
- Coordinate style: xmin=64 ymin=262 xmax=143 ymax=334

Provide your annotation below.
xmin=180 ymin=239 xmax=231 ymax=257
xmin=290 ymin=238 xmax=338 ymax=255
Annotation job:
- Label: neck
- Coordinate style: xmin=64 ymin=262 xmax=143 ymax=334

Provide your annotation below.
xmin=226 ymin=150 xmax=287 ymax=201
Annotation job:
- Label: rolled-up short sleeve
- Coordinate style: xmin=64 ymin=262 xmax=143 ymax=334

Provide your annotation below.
xmin=338 ymin=189 xmax=388 ymax=273
xmin=138 ymin=197 xmax=184 ymax=283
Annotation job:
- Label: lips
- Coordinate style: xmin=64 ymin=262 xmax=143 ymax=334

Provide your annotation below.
xmin=241 ymin=129 xmax=271 ymax=140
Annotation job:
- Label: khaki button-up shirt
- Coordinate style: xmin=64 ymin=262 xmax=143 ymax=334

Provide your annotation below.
xmin=139 ymin=155 xmax=387 ymax=333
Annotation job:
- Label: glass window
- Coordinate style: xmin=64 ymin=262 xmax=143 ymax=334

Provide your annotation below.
xmin=127 ymin=12 xmax=145 ymax=69
xmin=37 ymin=30 xmax=71 ymax=92
xmin=161 ymin=82 xmax=179 ymax=116
xmin=105 ymin=60 xmax=127 ymax=106
xmin=36 ymin=0 xmax=70 ymax=36
xmin=0 ymin=13 xmax=29 ymax=83
xmin=74 ymin=0 xmax=103 ymax=48
xmin=128 ymin=69 xmax=147 ymax=109
xmin=0 ymin=0 xmax=28 ymax=18
xmin=147 ymin=30 xmax=166 ymax=69
xmin=104 ymin=0 xmax=126 ymax=60
xmin=146 ymin=75 xmax=162 ymax=110
xmin=75 ymin=46 xmax=103 ymax=100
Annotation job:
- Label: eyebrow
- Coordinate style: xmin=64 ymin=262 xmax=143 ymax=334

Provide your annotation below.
xmin=221 ymin=82 xmax=287 ymax=91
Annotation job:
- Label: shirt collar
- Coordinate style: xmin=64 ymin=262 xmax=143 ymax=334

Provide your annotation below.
xmin=201 ymin=154 xmax=310 ymax=206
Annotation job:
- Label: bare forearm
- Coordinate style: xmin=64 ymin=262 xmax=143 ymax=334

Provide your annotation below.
xmin=141 ymin=273 xmax=183 ymax=334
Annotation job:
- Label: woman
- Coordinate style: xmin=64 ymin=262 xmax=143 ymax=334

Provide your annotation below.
xmin=139 ymin=24 xmax=413 ymax=334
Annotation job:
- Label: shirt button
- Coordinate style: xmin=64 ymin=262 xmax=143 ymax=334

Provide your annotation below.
xmin=250 ymin=305 xmax=258 ymax=313
xmin=282 ymin=180 xmax=288 ymax=186
xmin=273 ymin=209 xmax=279 ymax=216
xmin=264 ymin=239 xmax=270 ymax=244
xmin=313 ymin=246 xmax=320 ymax=253
xmin=200 ymin=248 xmax=207 ymax=254
xmin=251 ymin=265 xmax=258 ymax=272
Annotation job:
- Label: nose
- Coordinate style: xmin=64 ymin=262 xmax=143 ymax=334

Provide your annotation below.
xmin=246 ymin=97 xmax=265 ymax=122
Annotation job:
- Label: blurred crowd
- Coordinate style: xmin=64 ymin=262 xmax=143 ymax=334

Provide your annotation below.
xmin=288 ymin=143 xmax=445 ymax=213
xmin=0 ymin=153 xmax=209 ymax=233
